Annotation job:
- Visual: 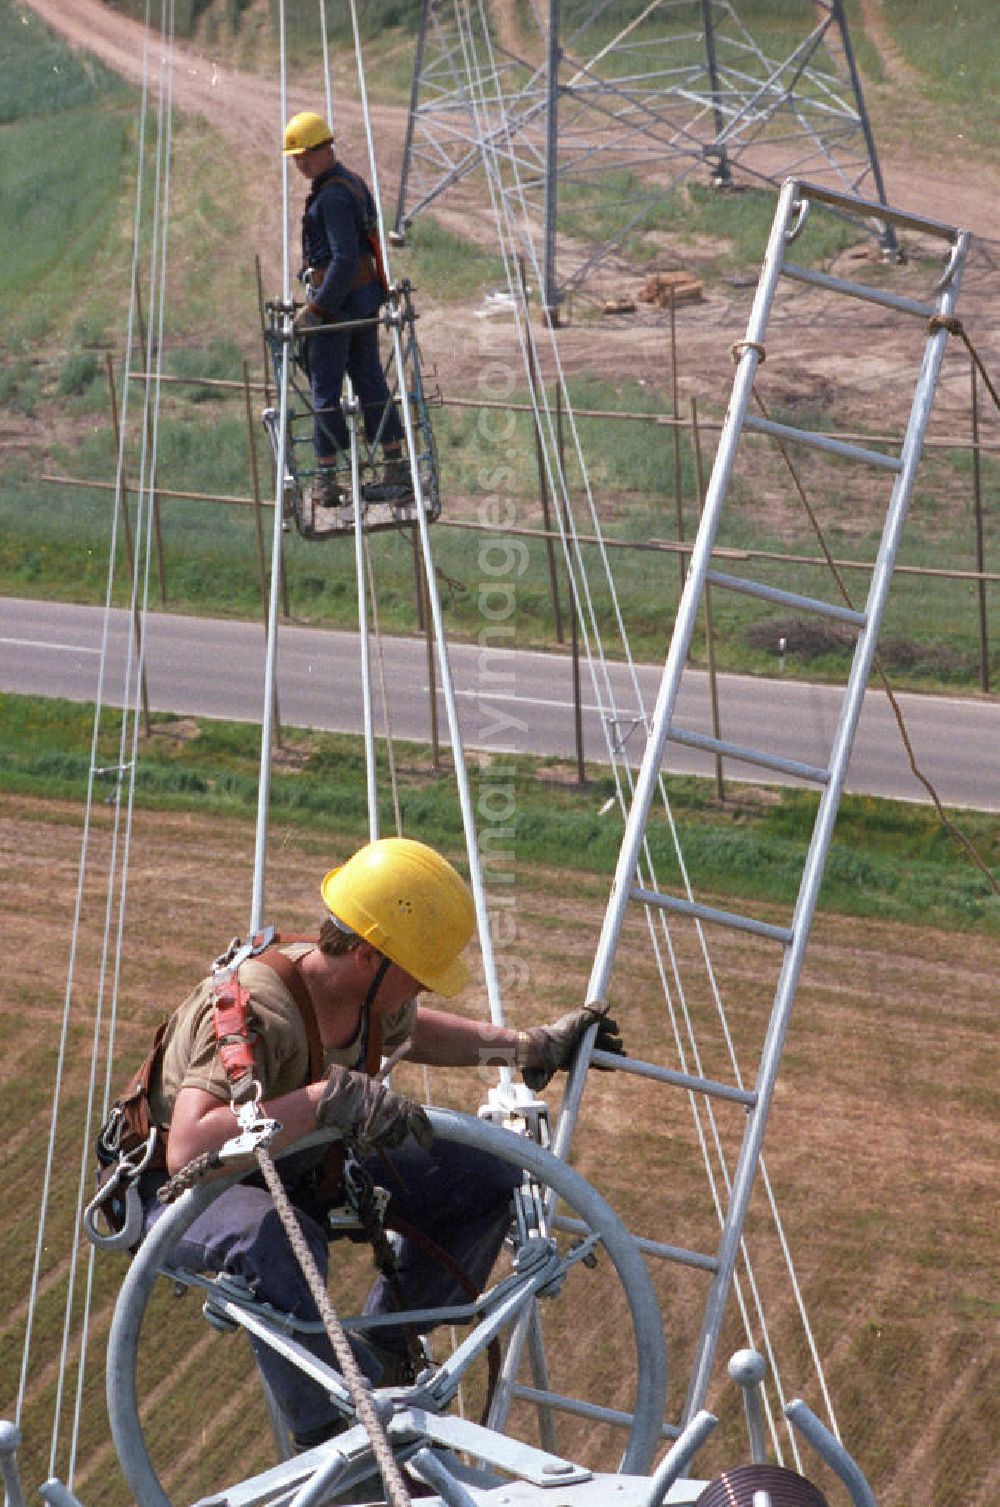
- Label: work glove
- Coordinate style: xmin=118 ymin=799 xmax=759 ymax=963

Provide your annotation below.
xmin=517 ymin=1001 xmax=625 ymax=1093
xmin=315 ymin=1066 xmax=433 ymax=1152
xmin=292 ymin=304 xmax=327 ymax=336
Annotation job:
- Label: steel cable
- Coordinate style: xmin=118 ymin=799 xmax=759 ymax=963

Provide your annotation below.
xmin=453 ymin=1 xmax=839 ymax=1460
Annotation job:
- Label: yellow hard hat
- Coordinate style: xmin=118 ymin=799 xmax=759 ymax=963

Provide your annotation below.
xmin=283 ymin=111 xmax=334 ymax=156
xmin=321 ymin=838 xmax=476 ymax=997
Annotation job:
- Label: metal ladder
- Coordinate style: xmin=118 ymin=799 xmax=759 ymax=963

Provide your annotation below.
xmin=538 ymin=179 xmax=970 ymax=1433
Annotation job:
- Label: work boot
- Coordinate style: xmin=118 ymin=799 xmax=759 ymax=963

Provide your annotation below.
xmin=362 ymin=457 xmax=413 ymax=504
xmin=293 ymin=1414 xmax=351 ymax=1454
xmin=369 ymin=1337 xmax=424 ymax=1387
xmin=308 ymin=470 xmax=345 ymax=509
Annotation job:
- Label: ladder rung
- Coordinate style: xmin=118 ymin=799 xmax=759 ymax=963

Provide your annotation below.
xmin=509 ymin=1383 xmax=682 ymax=1439
xmin=705 ymin=569 xmax=868 ymax=628
xmin=667 ymin=724 xmax=831 ymax=786
xmin=781 ymin=260 xmax=935 ymax=319
xmin=590 ymin=1048 xmax=756 ymax=1107
xmin=630 ymin=885 xmax=794 ymax=945
xmin=793 ymin=179 xmax=961 ymax=243
xmin=554 ymin=1214 xmax=720 ymax=1274
xmin=743 ymin=412 xmax=903 ymax=472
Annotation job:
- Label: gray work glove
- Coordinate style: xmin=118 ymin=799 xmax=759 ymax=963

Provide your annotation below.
xmin=292 ymin=304 xmax=326 ymax=336
xmin=517 ymin=1001 xmax=625 ymax=1092
xmin=315 ymin=1067 xmax=433 ymax=1152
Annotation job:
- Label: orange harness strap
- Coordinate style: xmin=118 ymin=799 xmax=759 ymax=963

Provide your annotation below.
xmin=212 ymin=931 xmax=385 ymax=1094
xmin=211 ymin=932 xmax=327 ymax=1098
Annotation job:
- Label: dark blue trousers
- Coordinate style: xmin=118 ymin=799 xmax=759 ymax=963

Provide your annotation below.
xmin=308 ymin=284 xmax=404 ymax=461
xmin=143 ymin=1140 xmax=519 ymax=1443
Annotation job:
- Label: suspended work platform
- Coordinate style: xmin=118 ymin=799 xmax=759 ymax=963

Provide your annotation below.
xmin=262 ymin=280 xmax=440 ymax=541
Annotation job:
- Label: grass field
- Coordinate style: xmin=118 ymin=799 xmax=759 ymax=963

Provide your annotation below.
xmin=3 ymin=341 xmax=998 ymax=690
xmin=1 ymin=793 xmax=997 ymax=1505
xmin=0 ymin=692 xmax=996 ymax=933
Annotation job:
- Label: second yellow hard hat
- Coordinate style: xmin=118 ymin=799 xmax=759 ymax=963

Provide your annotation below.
xmin=283 ymin=111 xmax=334 ymax=156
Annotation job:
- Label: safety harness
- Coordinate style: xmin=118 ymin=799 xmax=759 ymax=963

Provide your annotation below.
xmin=86 ymin=932 xmax=496 ymax=1399
xmin=85 ymin=927 xmax=384 ymax=1251
xmin=301 ymin=162 xmax=390 ymax=306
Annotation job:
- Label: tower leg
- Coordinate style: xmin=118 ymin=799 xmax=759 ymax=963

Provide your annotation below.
xmin=393 ymin=0 xmax=431 ymax=243
xmin=702 ymin=0 xmax=732 ymax=186
xmin=830 ymin=0 xmax=900 ymax=258
xmin=543 ymin=0 xmax=561 ymax=325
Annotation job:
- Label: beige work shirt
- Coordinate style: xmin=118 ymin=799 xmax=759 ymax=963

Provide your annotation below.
xmin=147 ymin=943 xmax=417 ymax=1127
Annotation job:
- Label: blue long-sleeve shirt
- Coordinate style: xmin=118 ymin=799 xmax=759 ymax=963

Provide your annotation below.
xmin=301 ymin=162 xmax=376 ymax=316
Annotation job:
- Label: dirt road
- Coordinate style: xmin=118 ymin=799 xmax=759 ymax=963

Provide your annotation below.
xmin=23 ymin=0 xmax=1000 ymax=241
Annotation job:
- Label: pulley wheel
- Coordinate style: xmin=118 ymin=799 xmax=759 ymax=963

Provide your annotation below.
xmin=696 ymin=1462 xmax=830 ymax=1507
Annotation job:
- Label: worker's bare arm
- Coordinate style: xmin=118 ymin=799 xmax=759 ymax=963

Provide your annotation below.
xmin=409 ymin=1006 xmax=520 ymax=1068
xmin=166 ymin=1082 xmax=326 ymax=1174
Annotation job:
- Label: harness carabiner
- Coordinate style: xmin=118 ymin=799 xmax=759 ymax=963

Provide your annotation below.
xmin=84 ymin=1128 xmax=159 ymax=1252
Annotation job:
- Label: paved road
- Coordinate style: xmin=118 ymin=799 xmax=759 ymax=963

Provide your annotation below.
xmin=2 ymin=596 xmax=997 ymax=810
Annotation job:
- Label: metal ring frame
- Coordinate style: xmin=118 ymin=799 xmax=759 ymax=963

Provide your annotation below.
xmin=107 ymin=1108 xmax=668 ymax=1507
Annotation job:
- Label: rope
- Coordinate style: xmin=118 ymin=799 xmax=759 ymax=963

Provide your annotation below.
xmin=18 ymin=3 xmax=177 ymax=1488
xmin=751 ymin=382 xmax=998 ymax=897
xmin=731 ymin=340 xmax=767 ymax=363
xmin=929 ymin=313 xmax=1000 ymax=417
xmin=253 ymin=1145 xmax=413 ymax=1507
xmin=63 ymin=18 xmax=180 ymax=1484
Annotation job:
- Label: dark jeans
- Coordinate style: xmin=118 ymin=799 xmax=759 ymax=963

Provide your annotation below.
xmin=309 ymin=284 xmax=404 ymax=461
xmin=142 ymin=1140 xmax=519 ymax=1442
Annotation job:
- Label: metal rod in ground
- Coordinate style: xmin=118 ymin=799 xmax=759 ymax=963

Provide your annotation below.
xmin=421 ymin=560 xmax=440 ymax=770
xmin=519 ymin=255 xmax=564 ymax=643
xmin=691 ymin=396 xmax=724 ymax=801
xmin=41 ymin=474 xmax=1000 ymax=586
xmin=411 ymin=523 xmax=425 ymax=633
xmin=104 ymin=353 xmax=152 ymax=737
xmin=244 ymin=359 xmax=282 ymax=747
xmin=244 ymin=359 xmax=270 ymax=611
xmin=669 ymin=284 xmax=686 ymax=594
xmin=971 ymin=355 xmax=990 ymax=694
xmin=556 ymin=381 xmax=585 ymax=783
xmin=255 ymin=253 xmax=273 ymax=410
xmin=132 ymin=271 xmax=169 ymax=607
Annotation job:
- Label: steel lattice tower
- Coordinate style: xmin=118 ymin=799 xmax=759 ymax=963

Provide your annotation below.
xmin=392 ymin=1 xmax=895 ymax=318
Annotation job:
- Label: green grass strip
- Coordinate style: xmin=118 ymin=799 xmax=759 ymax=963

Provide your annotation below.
xmin=1 ymin=693 xmax=995 ymax=933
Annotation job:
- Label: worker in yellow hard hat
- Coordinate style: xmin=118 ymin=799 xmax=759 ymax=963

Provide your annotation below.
xmin=121 ymin=836 xmax=622 ymax=1450
xmin=282 ymin=110 xmax=411 ymax=511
